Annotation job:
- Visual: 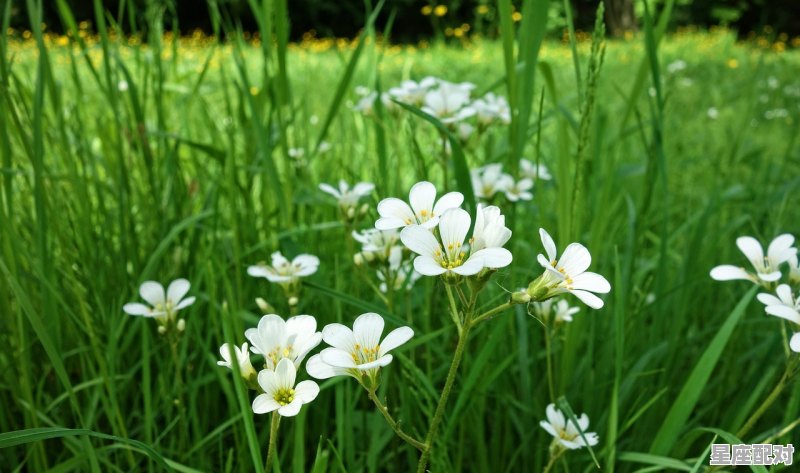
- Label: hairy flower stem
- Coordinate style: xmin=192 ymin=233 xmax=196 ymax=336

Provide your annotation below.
xmin=444 ymin=284 xmax=463 ymax=334
xmin=544 ymin=326 xmax=556 ymax=402
xmin=368 ymin=389 xmax=426 ymax=451
xmin=416 ymin=319 xmax=473 ymax=472
xmin=265 ymin=412 xmax=281 ymax=473
xmin=737 ymin=356 xmax=799 ymax=439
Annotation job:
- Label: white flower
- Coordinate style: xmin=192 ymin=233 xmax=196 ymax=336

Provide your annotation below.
xmin=710 ymin=234 xmax=796 ymax=284
xmin=123 ymin=279 xmax=196 ymax=320
xmin=375 ymin=181 xmax=464 ymax=230
xmin=471 ymin=204 xmax=512 ymax=252
xmin=378 ymin=252 xmax=421 ymax=293
xmin=400 ymin=207 xmax=512 ymax=276
xmin=218 ymin=342 xmax=257 ymax=379
xmin=707 ymin=107 xmax=719 ymax=120
xmin=422 ymin=81 xmax=476 ymax=124
xmin=252 ymin=358 xmax=319 ymax=417
xmin=531 ymin=228 xmax=611 ymax=309
xmin=666 ymin=59 xmax=687 ymax=74
xmin=540 ymin=403 xmax=599 ymax=450
xmin=245 ymin=314 xmax=322 ymax=370
xmin=457 ymin=122 xmax=475 ymax=142
xmin=504 ymin=178 xmax=534 ymax=202
xmin=519 ymin=159 xmax=552 ymax=181
xmin=248 ymin=252 xmax=320 ymax=284
xmin=306 ymin=313 xmax=413 ymax=381
xmin=353 ymin=91 xmax=393 ymax=116
xmin=319 ymin=180 xmax=375 ymax=209
xmin=788 ymin=254 xmax=800 ymax=284
xmin=353 ymin=228 xmax=400 ymax=260
xmin=532 ymin=299 xmax=580 ymax=323
xmin=118 ymin=80 xmax=129 ymax=92
xmin=757 ymin=285 xmax=800 ymax=353
xmin=387 ymin=77 xmax=437 ymax=106
xmin=471 ymin=93 xmax=511 ymax=126
xmin=288 ymin=148 xmax=305 ymax=159
xmin=471 ymin=164 xmax=513 ymax=200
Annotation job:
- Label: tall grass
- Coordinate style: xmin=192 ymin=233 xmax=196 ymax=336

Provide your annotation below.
xmin=1 ymin=0 xmax=799 ymax=471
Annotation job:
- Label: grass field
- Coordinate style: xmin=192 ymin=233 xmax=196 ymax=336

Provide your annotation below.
xmin=2 ymin=2 xmax=800 ymax=472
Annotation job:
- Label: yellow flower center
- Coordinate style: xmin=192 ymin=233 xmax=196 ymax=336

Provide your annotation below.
xmin=351 ymin=343 xmax=381 ymax=364
xmin=273 ymin=388 xmax=295 ymax=406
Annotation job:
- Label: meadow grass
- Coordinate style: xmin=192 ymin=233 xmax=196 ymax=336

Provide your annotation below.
xmin=1 ymin=2 xmax=800 ymax=472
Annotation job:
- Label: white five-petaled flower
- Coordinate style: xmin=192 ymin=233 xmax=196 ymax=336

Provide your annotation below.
xmin=757 ymin=284 xmax=800 ymax=352
xmin=531 ymin=228 xmax=611 ymax=309
xmin=375 ymin=181 xmax=464 ymax=230
xmin=504 ymin=178 xmax=534 ymax=202
xmin=710 ymin=234 xmax=796 ymax=284
xmin=247 ymin=251 xmax=320 ymax=284
xmin=471 ymin=92 xmax=511 ymax=126
xmin=387 ymin=77 xmax=438 ymax=106
xmin=319 ymin=180 xmax=375 ymax=209
xmin=378 ymin=250 xmax=421 ymax=293
xmin=471 ymin=164 xmax=513 ymax=200
xmin=123 ymin=278 xmax=196 ymax=320
xmin=471 ymin=204 xmax=512 ymax=253
xmin=217 ymin=342 xmax=258 ymax=380
xmin=519 ymin=159 xmax=552 ymax=181
xmin=532 ymin=299 xmax=580 ymax=324
xmin=252 ymin=358 xmax=319 ymax=417
xmin=306 ymin=313 xmax=414 ymax=382
xmin=422 ymin=81 xmax=476 ymax=124
xmin=245 ymin=314 xmax=323 ymax=370
xmin=540 ymin=403 xmax=599 ymax=450
xmin=353 ymin=228 xmax=401 ymax=262
xmin=400 ymin=207 xmax=512 ymax=276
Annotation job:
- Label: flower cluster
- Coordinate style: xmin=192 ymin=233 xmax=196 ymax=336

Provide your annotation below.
xmin=353 ymin=77 xmax=510 ymax=137
xmin=712 ymin=234 xmax=800 ymax=352
xmin=471 ymin=160 xmax=551 ymax=204
xmin=217 ymin=312 xmax=413 ymax=416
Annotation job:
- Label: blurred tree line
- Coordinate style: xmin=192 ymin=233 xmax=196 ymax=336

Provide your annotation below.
xmin=9 ymin=0 xmax=800 ymax=40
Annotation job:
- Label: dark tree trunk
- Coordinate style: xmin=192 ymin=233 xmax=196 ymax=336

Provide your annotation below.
xmin=605 ymin=0 xmax=637 ymax=37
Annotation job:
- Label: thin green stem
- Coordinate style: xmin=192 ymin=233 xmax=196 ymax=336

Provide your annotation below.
xmin=544 ymin=326 xmax=556 ymax=403
xmin=542 ymin=444 xmax=566 ymax=473
xmin=736 ymin=356 xmax=799 ymax=439
xmin=416 ymin=320 xmax=473 ymax=472
xmin=367 ymin=389 xmax=426 ymax=451
xmin=444 ymin=284 xmax=463 ymax=334
xmin=473 ymin=301 xmax=514 ymax=324
xmin=265 ymin=412 xmax=281 ymax=473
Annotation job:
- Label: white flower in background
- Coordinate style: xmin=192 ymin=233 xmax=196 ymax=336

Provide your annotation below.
xmin=532 ymin=299 xmax=580 ymax=324
xmin=471 ymin=204 xmax=512 ymax=253
xmin=375 ymin=181 xmax=464 ymax=230
xmin=319 ymin=180 xmax=375 ymax=209
xmin=317 ymin=141 xmax=332 ymax=154
xmin=245 ymin=314 xmax=322 ymax=370
xmin=388 ymin=77 xmax=437 ymax=106
xmin=504 ymin=178 xmax=534 ymax=202
xmin=540 ymin=404 xmax=599 ymax=450
xmin=123 ymin=279 xmax=196 ymax=320
xmin=118 ymin=80 xmax=129 ymax=92
xmin=400 ymin=208 xmax=512 ymax=276
xmin=666 ymin=59 xmax=687 ymax=74
xmin=378 ymin=251 xmax=421 ymax=293
xmin=788 ymin=254 xmax=800 ymax=284
xmin=218 ymin=342 xmax=257 ymax=380
xmin=422 ymin=81 xmax=476 ymax=124
xmin=529 ymin=228 xmax=611 ymax=309
xmin=520 ymin=159 xmax=552 ymax=181
xmin=252 ymin=358 xmax=319 ymax=417
xmin=353 ymin=228 xmax=401 ymax=262
xmin=457 ymin=122 xmax=475 ymax=142
xmin=707 ymin=107 xmax=720 ymax=120
xmin=471 ymin=93 xmax=511 ymax=126
xmin=353 ymin=91 xmax=393 ymax=116
xmin=757 ymin=285 xmax=800 ymax=352
xmin=288 ymin=148 xmax=305 ymax=159
xmin=306 ymin=313 xmax=414 ymax=382
xmin=471 ymin=164 xmax=513 ymax=200
xmin=710 ymin=234 xmax=796 ymax=284
xmin=247 ymin=252 xmax=320 ymax=284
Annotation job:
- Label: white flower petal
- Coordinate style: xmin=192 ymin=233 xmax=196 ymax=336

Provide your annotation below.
xmin=558 ymin=243 xmax=592 ymax=276
xmin=736 ymin=236 xmax=764 ymax=266
xmin=756 ymin=271 xmax=783 ymax=282
xmin=294 ymin=380 xmax=320 ymax=403
xmin=432 ymin=191 xmax=465 ymax=215
xmin=776 ymin=284 xmax=794 ymax=305
xmin=320 ymin=347 xmax=357 ymax=368
xmin=306 ymin=354 xmax=349 ymax=379
xmin=471 ymin=247 xmax=512 ymax=269
xmin=275 ymin=358 xmax=296 ymax=388
xmin=570 ymin=272 xmax=611 ymax=294
xmin=257 ymin=369 xmax=280 ymax=396
xmin=790 ymin=333 xmax=800 ymax=353
xmin=540 ymin=420 xmax=559 ymax=438
xmin=539 ymin=228 xmax=557 ymax=262
xmin=379 ymin=326 xmax=414 ymax=355
xmin=319 ymin=183 xmax=341 ymax=198
xmin=767 ymin=234 xmax=796 ymax=263
xmin=709 ymin=265 xmax=752 ymax=281
xmin=438 ymin=209 xmax=470 ymax=257
xmin=322 ymin=323 xmax=357 ymax=352
xmin=376 ymin=198 xmax=416 ymax=229
xmin=353 ymin=313 xmax=385 ymax=348
xmin=409 ymin=181 xmax=437 ymax=216
xmin=413 ymin=256 xmax=448 ymax=276
xmin=123 ymin=303 xmax=154 ymax=316
xmin=139 ymin=281 xmax=165 ymax=307
xmin=174 ymin=296 xmax=195 ymax=310
xmin=355 ymin=354 xmax=393 ymax=370
xmin=252 ymin=394 xmax=281 ymax=414
xmin=571 ymin=290 xmax=605 ymax=309
xmin=401 ymin=225 xmax=442 ymax=258
xmin=166 ymin=279 xmax=191 ymax=305
xmin=765 ymin=306 xmax=800 ymax=324
xmin=278 ymin=399 xmax=303 ymax=417
xmin=757 ymin=293 xmax=783 ymax=307
xmin=545 ymin=404 xmax=565 ymax=429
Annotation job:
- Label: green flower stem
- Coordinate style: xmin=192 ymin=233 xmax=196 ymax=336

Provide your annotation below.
xmin=543 ymin=325 xmax=556 ymax=403
xmin=542 ymin=443 xmax=566 ymax=473
xmin=367 ymin=389 xmax=426 ymax=451
xmin=416 ymin=319 xmax=473 ymax=473
xmin=444 ymin=284 xmax=463 ymax=335
xmin=472 ymin=301 xmax=514 ymax=324
xmin=264 ymin=412 xmax=281 ymax=473
xmin=736 ymin=356 xmax=800 ymax=439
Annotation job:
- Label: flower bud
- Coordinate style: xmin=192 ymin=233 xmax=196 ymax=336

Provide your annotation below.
xmin=157 ymin=325 xmax=167 ymax=335
xmin=359 ymin=203 xmax=370 ymax=215
xmin=346 ymin=207 xmax=356 ymax=219
xmin=354 ymin=253 xmax=364 ymax=266
xmin=511 ymin=291 xmax=531 ymax=304
xmin=288 ymin=296 xmax=299 ymax=307
xmin=176 ymin=318 xmax=186 ymax=332
xmin=363 ymin=251 xmax=375 ymax=263
xmin=255 ymin=297 xmax=274 ymax=313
